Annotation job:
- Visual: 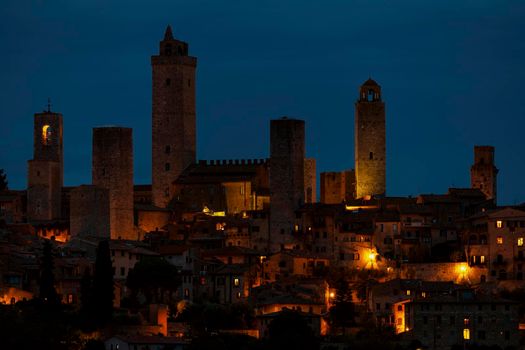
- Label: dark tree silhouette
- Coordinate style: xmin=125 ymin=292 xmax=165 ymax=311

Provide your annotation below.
xmin=80 ymin=267 xmax=93 ymax=320
xmin=93 ymin=240 xmax=114 ymax=324
xmin=39 ymin=240 xmax=59 ymax=305
xmin=266 ymin=309 xmax=319 ymax=350
xmin=126 ymin=256 xmax=180 ymax=304
xmin=0 ymin=169 xmax=7 ymax=191
xmin=329 ymin=275 xmax=355 ymax=333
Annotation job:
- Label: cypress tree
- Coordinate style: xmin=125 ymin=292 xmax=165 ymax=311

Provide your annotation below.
xmin=39 ymin=239 xmax=59 ymax=305
xmin=93 ymin=240 xmax=114 ymax=324
xmin=0 ymin=169 xmax=7 ymax=191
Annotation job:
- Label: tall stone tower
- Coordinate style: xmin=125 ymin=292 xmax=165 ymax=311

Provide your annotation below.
xmin=269 ymin=117 xmax=305 ymax=251
xmin=92 ymin=127 xmax=134 ymax=240
xmin=355 ymin=78 xmax=386 ymax=199
xmin=151 ymin=25 xmax=197 ymax=207
xmin=27 ymin=108 xmax=63 ymax=221
xmin=471 ymin=146 xmax=498 ymax=203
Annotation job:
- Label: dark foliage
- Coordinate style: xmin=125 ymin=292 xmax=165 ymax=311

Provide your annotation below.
xmin=93 ymin=240 xmax=114 ymax=325
xmin=266 ymin=309 xmax=319 ymax=350
xmin=0 ymin=169 xmax=7 ymax=190
xmin=39 ymin=239 xmax=59 ymax=305
xmin=126 ymin=256 xmax=181 ymax=304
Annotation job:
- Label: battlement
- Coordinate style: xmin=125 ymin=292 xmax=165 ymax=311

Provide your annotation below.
xmin=197 ymin=159 xmax=268 ymax=166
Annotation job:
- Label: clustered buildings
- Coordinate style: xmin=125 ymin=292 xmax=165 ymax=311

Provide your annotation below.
xmin=0 ymin=26 xmax=522 ymax=350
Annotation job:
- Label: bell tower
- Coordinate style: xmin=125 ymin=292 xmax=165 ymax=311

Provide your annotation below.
xmin=27 ymin=104 xmax=63 ymax=221
xmin=471 ymin=146 xmax=498 ymax=203
xmin=151 ymin=25 xmax=197 ymax=207
xmin=354 ymin=78 xmax=386 ymax=199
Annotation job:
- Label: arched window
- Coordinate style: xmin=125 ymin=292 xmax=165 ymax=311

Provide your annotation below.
xmin=367 ymin=89 xmax=375 ymax=101
xmin=42 ymin=125 xmax=52 ymax=145
xmin=165 ymin=44 xmax=172 ymax=55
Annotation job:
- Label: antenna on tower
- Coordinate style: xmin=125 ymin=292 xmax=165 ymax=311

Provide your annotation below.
xmin=46 ymin=98 xmax=52 ymax=113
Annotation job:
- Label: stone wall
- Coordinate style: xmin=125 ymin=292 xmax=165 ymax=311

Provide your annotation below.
xmin=151 ymin=29 xmax=197 ymax=208
xmin=355 ymin=80 xmax=385 ymax=198
xmin=92 ymin=127 xmax=134 ymax=240
xmin=269 ymin=117 xmax=305 ymax=251
xmin=70 ymin=185 xmax=110 ymax=238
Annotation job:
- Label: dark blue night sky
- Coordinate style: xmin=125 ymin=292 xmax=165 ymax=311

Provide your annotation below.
xmin=1 ymin=1 xmax=524 ymax=204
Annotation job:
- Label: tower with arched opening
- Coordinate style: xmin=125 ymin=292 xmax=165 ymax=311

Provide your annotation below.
xmin=27 ymin=109 xmax=63 ymax=221
xmin=151 ymin=25 xmax=197 ymax=207
xmin=354 ymin=78 xmax=386 ymax=199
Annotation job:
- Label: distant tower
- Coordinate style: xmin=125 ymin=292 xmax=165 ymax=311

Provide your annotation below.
xmin=92 ymin=127 xmax=134 ymax=240
xmin=27 ymin=107 xmax=63 ymax=221
xmin=471 ymin=146 xmax=498 ymax=203
xmin=304 ymin=158 xmax=317 ymax=204
xmin=355 ymin=78 xmax=386 ymax=199
xmin=269 ymin=117 xmax=305 ymax=251
xmin=151 ymin=25 xmax=197 ymax=207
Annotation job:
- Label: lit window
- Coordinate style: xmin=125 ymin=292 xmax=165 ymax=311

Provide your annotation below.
xmin=464 ymin=318 xmax=470 ymax=325
xmin=463 ymin=328 xmax=470 ymax=340
xmin=406 ymin=290 xmax=411 ymax=296
xmin=42 ymin=125 xmax=52 ymax=145
xmin=421 ymin=292 xmax=426 ymax=298
xmin=497 ymin=237 xmax=503 ymax=244
xmin=480 ymin=255 xmax=485 ymax=263
xmin=518 ymin=237 xmax=524 ymax=247
xmin=234 ymin=278 xmax=240 ymax=287
xmin=497 ymin=220 xmax=503 ymax=228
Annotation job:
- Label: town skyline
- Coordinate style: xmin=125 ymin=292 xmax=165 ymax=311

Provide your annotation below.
xmin=1 ymin=0 xmax=524 ymax=205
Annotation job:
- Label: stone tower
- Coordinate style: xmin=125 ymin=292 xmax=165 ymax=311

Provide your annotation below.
xmin=92 ymin=127 xmax=134 ymax=240
xmin=355 ymin=78 xmax=386 ymax=199
xmin=269 ymin=117 xmax=305 ymax=251
xmin=471 ymin=146 xmax=498 ymax=203
xmin=151 ymin=25 xmax=197 ymax=207
xmin=27 ymin=109 xmax=63 ymax=221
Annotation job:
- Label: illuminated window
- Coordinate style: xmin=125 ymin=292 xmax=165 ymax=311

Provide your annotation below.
xmin=42 ymin=125 xmax=52 ymax=145
xmin=480 ymin=255 xmax=485 ymax=264
xmin=497 ymin=237 xmax=503 ymax=244
xmin=421 ymin=292 xmax=426 ymax=298
xmin=464 ymin=318 xmax=470 ymax=325
xmin=463 ymin=328 xmax=470 ymax=340
xmin=216 ymin=223 xmax=225 ymax=231
xmin=497 ymin=220 xmax=503 ymax=228
xmin=234 ymin=278 xmax=240 ymax=287
xmin=406 ymin=290 xmax=411 ymax=296
xmin=518 ymin=237 xmax=524 ymax=247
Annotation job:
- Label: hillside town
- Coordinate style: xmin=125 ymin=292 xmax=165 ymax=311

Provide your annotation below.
xmin=0 ymin=26 xmax=523 ymax=350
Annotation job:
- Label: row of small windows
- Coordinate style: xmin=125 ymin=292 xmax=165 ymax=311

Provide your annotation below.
xmin=496 ymin=220 xmax=525 ymax=228
xmin=495 ymin=236 xmax=524 ymax=246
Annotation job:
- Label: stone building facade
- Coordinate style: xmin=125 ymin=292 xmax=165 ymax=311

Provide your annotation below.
xmin=151 ymin=25 xmax=197 ymax=208
xmin=405 ymin=291 xmax=519 ymax=350
xmin=304 ymin=158 xmax=317 ymax=204
xmin=320 ymin=170 xmax=355 ymax=204
xmin=69 ymin=185 xmax=110 ymax=238
xmin=269 ymin=117 xmax=305 ymax=251
xmin=470 ymin=145 xmax=498 ymax=203
xmin=27 ymin=110 xmax=63 ymax=221
xmin=355 ymin=78 xmax=386 ymax=199
xmin=92 ymin=127 xmax=134 ymax=240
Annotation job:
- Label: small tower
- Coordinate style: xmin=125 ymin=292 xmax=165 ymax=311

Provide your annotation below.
xmin=354 ymin=78 xmax=386 ymax=199
xmin=27 ymin=106 xmax=63 ymax=221
xmin=471 ymin=146 xmax=498 ymax=203
xmin=92 ymin=127 xmax=134 ymax=240
xmin=269 ymin=117 xmax=305 ymax=251
xmin=151 ymin=25 xmax=197 ymax=207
